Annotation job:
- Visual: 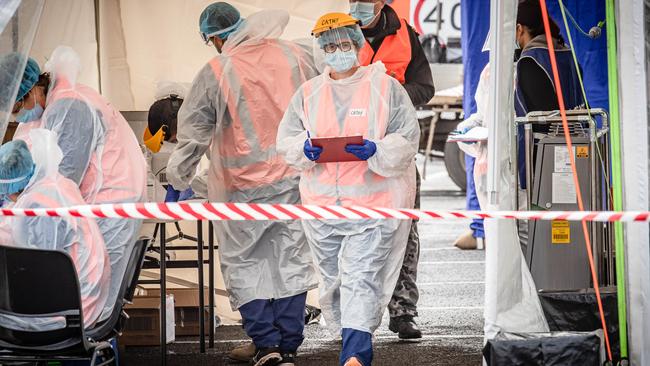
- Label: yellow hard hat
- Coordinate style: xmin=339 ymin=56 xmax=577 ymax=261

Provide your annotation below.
xmin=143 ymin=126 xmax=166 ymax=153
xmin=312 ymin=12 xmax=361 ymax=37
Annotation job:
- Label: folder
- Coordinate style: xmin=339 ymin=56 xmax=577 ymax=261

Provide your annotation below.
xmin=311 ymin=135 xmax=364 ymax=163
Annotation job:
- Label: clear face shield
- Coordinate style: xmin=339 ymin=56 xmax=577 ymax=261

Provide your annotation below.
xmin=314 ymin=25 xmax=364 ymax=74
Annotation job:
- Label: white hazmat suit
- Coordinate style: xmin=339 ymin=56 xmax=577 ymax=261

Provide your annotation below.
xmin=0 ymin=129 xmax=110 ymax=331
xmin=277 ymin=62 xmax=420 ymax=334
xmin=167 ymin=10 xmax=319 ymax=310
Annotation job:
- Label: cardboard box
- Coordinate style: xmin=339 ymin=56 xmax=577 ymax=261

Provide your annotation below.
xmin=121 ymin=294 xmax=175 ymax=346
xmin=146 ymin=288 xmax=215 ymax=336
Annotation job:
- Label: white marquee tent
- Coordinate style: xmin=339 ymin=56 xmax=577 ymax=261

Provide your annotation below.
xmin=29 ymin=0 xmax=349 ymax=111
xmin=0 ymin=0 xmax=649 ymax=364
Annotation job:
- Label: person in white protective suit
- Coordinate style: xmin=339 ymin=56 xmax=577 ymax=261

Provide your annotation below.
xmin=0 ymin=129 xmax=110 ymax=330
xmin=277 ymin=12 xmax=420 ymax=366
xmin=455 ymin=64 xmax=490 ymax=209
xmin=166 ymin=3 xmax=319 ymax=365
xmin=11 ymin=46 xmax=147 ymax=322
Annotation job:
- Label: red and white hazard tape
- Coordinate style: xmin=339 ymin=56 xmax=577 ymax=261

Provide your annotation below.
xmin=1 ymin=202 xmax=649 ymax=223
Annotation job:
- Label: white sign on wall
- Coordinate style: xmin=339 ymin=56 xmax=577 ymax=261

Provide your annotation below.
xmin=410 ymin=0 xmax=461 ymax=42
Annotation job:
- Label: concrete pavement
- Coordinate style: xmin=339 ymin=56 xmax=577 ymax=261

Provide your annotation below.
xmin=123 ymin=157 xmax=485 ymax=365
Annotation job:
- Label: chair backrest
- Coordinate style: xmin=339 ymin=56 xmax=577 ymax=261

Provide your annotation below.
xmin=0 ymin=245 xmax=85 ymax=350
xmin=86 ymin=237 xmax=150 ymax=341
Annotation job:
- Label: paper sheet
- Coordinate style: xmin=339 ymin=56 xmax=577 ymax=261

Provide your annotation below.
xmin=447 ymin=127 xmax=489 ymax=142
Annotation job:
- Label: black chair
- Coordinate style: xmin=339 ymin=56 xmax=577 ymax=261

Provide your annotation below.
xmin=87 ymin=237 xmax=150 ymax=341
xmin=0 ymin=237 xmax=150 ymax=366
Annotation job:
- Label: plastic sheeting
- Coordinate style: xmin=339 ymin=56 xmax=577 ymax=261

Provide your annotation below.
xmin=0 ymin=0 xmax=43 ymax=140
xmin=483 ymin=0 xmax=549 ymax=341
xmin=538 ymin=288 xmax=620 ymax=361
xmin=483 ymin=330 xmax=604 ymax=366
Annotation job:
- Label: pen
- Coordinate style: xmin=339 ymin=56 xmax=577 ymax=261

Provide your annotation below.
xmin=307 ymin=130 xmax=314 ymax=160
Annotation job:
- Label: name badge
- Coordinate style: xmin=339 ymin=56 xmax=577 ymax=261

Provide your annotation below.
xmin=349 ymin=109 xmax=367 ymax=117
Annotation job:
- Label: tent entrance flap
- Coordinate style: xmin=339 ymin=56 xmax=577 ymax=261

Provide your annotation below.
xmin=484 ymin=0 xmax=549 ymax=340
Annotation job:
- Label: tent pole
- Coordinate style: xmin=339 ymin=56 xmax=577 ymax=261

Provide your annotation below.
xmin=605 ymin=0 xmax=628 ymax=360
xmin=94 ymin=0 xmax=102 ymax=94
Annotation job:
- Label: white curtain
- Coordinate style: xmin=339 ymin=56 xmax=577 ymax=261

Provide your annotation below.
xmin=483 ymin=0 xmax=549 ymax=340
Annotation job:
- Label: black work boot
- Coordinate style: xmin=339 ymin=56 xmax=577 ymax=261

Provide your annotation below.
xmin=251 ymin=346 xmax=282 ymax=366
xmin=278 ymin=352 xmax=296 ymax=366
xmin=389 ymin=315 xmax=423 ymax=340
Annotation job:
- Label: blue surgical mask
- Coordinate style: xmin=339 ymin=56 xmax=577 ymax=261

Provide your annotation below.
xmin=350 ymin=2 xmax=379 ymax=26
xmin=15 ymin=103 xmax=44 ymax=123
xmin=325 ymin=49 xmax=359 ymax=73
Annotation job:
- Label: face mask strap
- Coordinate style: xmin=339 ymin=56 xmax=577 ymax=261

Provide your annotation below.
xmin=0 ymin=175 xmax=29 ymax=184
xmin=206 ymin=18 xmax=244 ymax=40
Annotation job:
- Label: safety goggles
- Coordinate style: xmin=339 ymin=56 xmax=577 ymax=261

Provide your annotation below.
xmin=322 ymin=41 xmax=354 ymax=54
xmin=200 ymin=32 xmax=212 ymax=45
xmin=199 ymin=18 xmax=244 ymax=45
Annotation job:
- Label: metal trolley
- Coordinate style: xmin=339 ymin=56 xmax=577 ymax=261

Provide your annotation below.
xmin=515 ymin=109 xmax=615 ymax=290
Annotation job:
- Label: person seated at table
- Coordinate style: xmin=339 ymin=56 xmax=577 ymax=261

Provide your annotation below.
xmin=0 ymin=129 xmax=110 ymax=330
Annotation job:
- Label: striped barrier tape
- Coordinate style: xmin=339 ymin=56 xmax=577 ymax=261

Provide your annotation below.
xmin=0 ymin=202 xmax=649 ymax=222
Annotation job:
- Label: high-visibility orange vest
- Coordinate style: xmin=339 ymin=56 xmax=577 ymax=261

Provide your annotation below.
xmin=358 ymin=18 xmax=412 ymax=84
xmin=299 ymin=70 xmax=399 ymax=207
xmin=208 ymin=40 xmax=310 ymax=192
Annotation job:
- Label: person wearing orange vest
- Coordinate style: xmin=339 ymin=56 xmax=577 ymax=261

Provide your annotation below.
xmin=166 ymin=3 xmax=319 ymax=365
xmin=10 ymin=46 xmax=147 ymax=324
xmin=0 ymin=129 xmax=110 ymax=331
xmin=350 ymin=0 xmax=435 ymax=340
xmin=278 ymin=13 xmax=420 ymax=366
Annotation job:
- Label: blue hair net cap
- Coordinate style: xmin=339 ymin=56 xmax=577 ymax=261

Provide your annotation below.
xmin=17 ymin=58 xmax=40 ymax=102
xmin=0 ymin=140 xmax=35 ymax=195
xmin=317 ymin=26 xmax=365 ymax=49
xmin=199 ymin=2 xmax=241 ymax=38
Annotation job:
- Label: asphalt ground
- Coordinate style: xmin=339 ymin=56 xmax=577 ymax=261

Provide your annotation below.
xmin=123 ymin=157 xmax=485 ymax=365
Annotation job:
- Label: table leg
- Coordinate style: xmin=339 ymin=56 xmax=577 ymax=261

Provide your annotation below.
xmin=160 ymin=223 xmax=167 ymax=366
xmin=197 ymin=221 xmax=206 ymax=353
xmin=208 ymin=221 xmax=215 ymax=348
xmin=423 ymin=112 xmax=439 ymax=179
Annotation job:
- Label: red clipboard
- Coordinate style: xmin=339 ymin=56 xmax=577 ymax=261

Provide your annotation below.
xmin=311 ymin=135 xmax=364 ymax=163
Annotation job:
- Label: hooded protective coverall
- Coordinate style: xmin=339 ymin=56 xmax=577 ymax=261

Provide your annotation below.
xmin=27 ymin=46 xmax=146 ymax=321
xmin=0 ymin=129 xmax=110 ymax=331
xmin=277 ymin=62 xmax=419 ymax=338
xmin=166 ymin=9 xmax=318 ymax=351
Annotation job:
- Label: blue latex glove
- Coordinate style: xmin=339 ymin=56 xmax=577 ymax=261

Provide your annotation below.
xmin=304 ymin=139 xmax=323 ymax=161
xmin=179 ymin=187 xmax=195 ymax=201
xmin=345 ymin=139 xmax=377 ymax=161
xmin=164 ymin=185 xmax=180 ymax=202
xmin=165 ymin=185 xmax=195 ymax=202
